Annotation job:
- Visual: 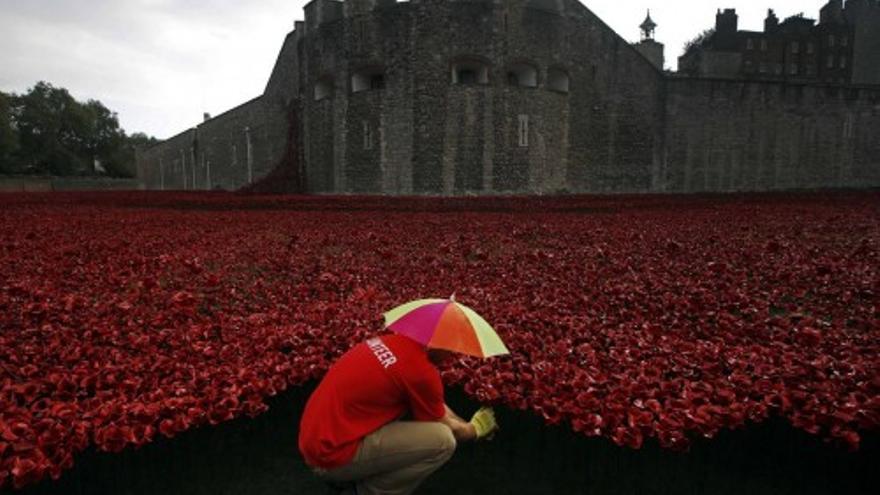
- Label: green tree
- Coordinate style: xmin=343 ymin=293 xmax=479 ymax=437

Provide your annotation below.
xmin=0 ymin=91 xmax=20 ymax=174
xmin=2 ymin=81 xmax=156 ymax=178
xmin=108 ymin=132 xmax=160 ymax=179
xmin=682 ymin=28 xmax=716 ymax=56
xmin=127 ymin=132 xmax=159 ymax=149
xmin=15 ymin=81 xmax=89 ymax=175
xmin=83 ymin=99 xmax=129 ymax=177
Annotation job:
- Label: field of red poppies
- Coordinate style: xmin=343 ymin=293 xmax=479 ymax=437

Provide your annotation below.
xmin=1 ymin=191 xmax=878 ymax=490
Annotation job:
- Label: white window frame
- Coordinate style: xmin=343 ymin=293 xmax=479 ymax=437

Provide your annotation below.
xmin=518 ymin=115 xmax=529 ymax=148
xmin=363 ymin=121 xmax=373 ymax=150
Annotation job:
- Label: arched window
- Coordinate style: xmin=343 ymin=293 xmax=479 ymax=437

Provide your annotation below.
xmin=506 ymin=62 xmax=538 ymax=88
xmin=351 ymin=67 xmax=385 ymax=93
xmin=547 ymin=67 xmax=570 ymax=93
xmin=451 ymin=58 xmax=490 ymax=85
xmin=314 ymin=76 xmax=334 ymax=101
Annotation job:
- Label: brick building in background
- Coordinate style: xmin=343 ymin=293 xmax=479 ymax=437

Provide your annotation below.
xmin=137 ymin=0 xmax=880 ymax=194
xmin=679 ymin=0 xmax=880 ymax=85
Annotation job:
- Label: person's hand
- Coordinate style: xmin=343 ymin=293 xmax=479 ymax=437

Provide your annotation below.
xmin=469 ymin=407 xmax=498 ymax=440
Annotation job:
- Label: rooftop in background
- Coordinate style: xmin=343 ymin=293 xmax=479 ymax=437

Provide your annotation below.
xmin=678 ymin=0 xmax=880 ymax=85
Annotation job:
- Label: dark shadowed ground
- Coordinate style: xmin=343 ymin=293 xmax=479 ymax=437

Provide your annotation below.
xmin=14 ymin=384 xmax=879 ymax=495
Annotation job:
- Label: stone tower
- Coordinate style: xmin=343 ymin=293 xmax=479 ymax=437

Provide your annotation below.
xmin=634 ymin=10 xmax=665 ymax=70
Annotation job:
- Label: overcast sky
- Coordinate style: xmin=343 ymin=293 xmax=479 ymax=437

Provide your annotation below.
xmin=0 ymin=0 xmax=818 ymax=139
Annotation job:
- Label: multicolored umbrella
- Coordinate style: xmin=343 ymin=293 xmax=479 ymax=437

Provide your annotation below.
xmin=383 ymin=296 xmax=510 ymax=358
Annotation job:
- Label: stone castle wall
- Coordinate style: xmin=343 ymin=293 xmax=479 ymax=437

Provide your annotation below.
xmin=301 ymin=0 xmax=665 ymax=194
xmin=135 ymin=0 xmax=880 ymax=195
xmin=663 ymin=78 xmax=880 ymax=192
xmin=136 ymin=97 xmax=291 ymax=191
xmin=137 ymin=128 xmax=197 ymax=191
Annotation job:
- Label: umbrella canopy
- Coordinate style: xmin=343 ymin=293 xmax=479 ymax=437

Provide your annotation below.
xmin=383 ymin=297 xmax=510 ymax=358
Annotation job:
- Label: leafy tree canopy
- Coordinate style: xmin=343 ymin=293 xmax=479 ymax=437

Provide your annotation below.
xmin=0 ymin=92 xmax=20 ymax=174
xmin=682 ymin=28 xmax=716 ymax=57
xmin=1 ymin=81 xmax=156 ymax=178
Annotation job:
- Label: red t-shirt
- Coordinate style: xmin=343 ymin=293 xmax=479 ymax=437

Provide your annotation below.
xmin=298 ymin=334 xmax=446 ymax=469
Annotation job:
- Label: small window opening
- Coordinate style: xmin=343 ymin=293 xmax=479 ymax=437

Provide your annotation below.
xmin=314 ymin=78 xmax=334 ymax=101
xmin=352 ymin=68 xmax=385 ymax=93
xmin=363 ymin=121 xmax=373 ymax=150
xmin=506 ymin=63 xmax=538 ymax=88
xmin=451 ymin=59 xmax=489 ymax=85
xmin=547 ymin=68 xmax=570 ymax=93
xmin=356 ymin=19 xmax=367 ymax=48
xmin=459 ymin=70 xmax=478 ymax=84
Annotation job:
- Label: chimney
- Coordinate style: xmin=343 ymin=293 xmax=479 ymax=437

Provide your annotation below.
xmin=765 ymin=9 xmax=780 ymax=32
xmin=716 ymin=9 xmax=739 ymax=34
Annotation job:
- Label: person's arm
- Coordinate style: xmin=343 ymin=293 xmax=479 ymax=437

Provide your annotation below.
xmin=439 ymin=404 xmax=477 ymax=442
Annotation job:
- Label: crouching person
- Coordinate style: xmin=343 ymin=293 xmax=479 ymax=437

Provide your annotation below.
xmin=298 ymin=334 xmax=499 ymax=495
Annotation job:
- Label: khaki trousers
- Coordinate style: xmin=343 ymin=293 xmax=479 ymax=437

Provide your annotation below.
xmin=316 ymin=421 xmax=457 ymax=495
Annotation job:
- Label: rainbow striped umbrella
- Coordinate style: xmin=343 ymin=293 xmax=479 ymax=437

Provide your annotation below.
xmin=383 ymin=296 xmax=510 ymax=358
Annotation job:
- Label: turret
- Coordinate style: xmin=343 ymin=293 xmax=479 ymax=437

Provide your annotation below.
xmin=640 ymin=10 xmax=658 ymax=41
xmin=634 ymin=10 xmax=664 ymax=70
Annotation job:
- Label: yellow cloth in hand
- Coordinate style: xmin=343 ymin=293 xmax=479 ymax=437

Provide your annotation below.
xmin=469 ymin=407 xmax=498 ymax=440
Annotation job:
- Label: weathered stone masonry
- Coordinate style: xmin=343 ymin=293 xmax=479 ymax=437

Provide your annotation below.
xmin=663 ymin=79 xmax=880 ymax=192
xmin=136 ymin=0 xmax=880 ymax=194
